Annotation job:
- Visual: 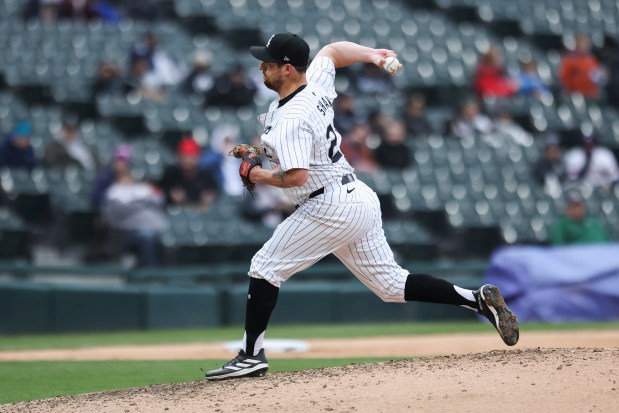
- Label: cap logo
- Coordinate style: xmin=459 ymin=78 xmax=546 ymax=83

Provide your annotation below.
xmin=284 ymin=56 xmax=290 ymax=61
xmin=266 ymin=34 xmax=275 ymax=48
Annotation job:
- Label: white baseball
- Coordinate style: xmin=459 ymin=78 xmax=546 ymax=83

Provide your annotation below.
xmin=383 ymin=56 xmax=400 ymax=74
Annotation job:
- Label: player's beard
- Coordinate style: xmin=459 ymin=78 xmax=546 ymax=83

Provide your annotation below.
xmin=263 ymin=75 xmax=283 ymax=93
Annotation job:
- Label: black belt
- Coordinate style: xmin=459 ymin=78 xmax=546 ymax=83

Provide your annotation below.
xmin=308 ymin=174 xmax=355 ymax=200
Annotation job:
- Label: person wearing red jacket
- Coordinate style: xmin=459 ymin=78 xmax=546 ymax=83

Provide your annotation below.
xmin=475 ymin=47 xmax=518 ymax=99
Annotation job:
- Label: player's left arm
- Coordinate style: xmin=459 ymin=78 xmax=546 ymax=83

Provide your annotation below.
xmin=250 ymin=167 xmax=308 ymax=188
xmin=250 ymin=118 xmax=312 ymax=188
xmin=315 ymin=41 xmax=403 ymax=73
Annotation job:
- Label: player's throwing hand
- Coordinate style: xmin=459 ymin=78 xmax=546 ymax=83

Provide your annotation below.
xmin=370 ymin=49 xmax=403 ymax=75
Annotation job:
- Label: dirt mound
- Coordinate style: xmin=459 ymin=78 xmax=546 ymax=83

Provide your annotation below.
xmin=5 ymin=347 xmax=618 ymax=413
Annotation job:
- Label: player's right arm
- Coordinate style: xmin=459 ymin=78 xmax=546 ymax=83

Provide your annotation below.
xmin=315 ymin=41 xmax=402 ymax=73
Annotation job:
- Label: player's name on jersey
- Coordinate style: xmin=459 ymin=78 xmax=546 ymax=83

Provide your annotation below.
xmin=317 ymin=96 xmax=332 ymax=116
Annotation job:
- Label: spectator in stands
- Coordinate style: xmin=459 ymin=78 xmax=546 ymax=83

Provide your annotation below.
xmin=515 ymin=59 xmax=550 ymax=98
xmin=57 ymin=0 xmax=100 ymax=21
xmin=206 ymin=64 xmax=257 ymax=108
xmin=401 ymin=93 xmax=434 ymax=137
xmin=492 ymin=110 xmax=533 ymax=146
xmin=23 ymin=0 xmax=57 ymax=22
xmin=474 ymin=46 xmax=518 ymax=99
xmin=533 ymin=135 xmax=567 ymax=195
xmin=91 ymin=61 xmax=125 ymax=98
xmin=101 ymin=145 xmax=167 ymax=268
xmin=43 ymin=115 xmax=98 ymax=172
xmin=374 ymin=119 xmax=412 ymax=170
xmin=340 ymin=123 xmax=379 ymax=173
xmin=200 ymin=124 xmax=244 ymax=196
xmin=125 ymin=57 xmax=165 ymax=101
xmin=158 ymin=137 xmax=218 ymax=209
xmin=0 ymin=121 xmax=38 ymax=170
xmin=559 ymin=33 xmax=604 ymax=98
xmin=450 ymin=100 xmax=494 ymax=139
xmin=368 ymin=109 xmax=389 ymax=139
xmin=91 ymin=144 xmax=132 ymax=211
xmin=24 ymin=0 xmax=118 ymax=23
xmin=129 ymin=32 xmax=185 ymax=88
xmin=89 ymin=144 xmax=131 ymax=261
xmin=549 ymin=191 xmax=610 ymax=245
xmin=334 ymin=94 xmax=364 ymax=138
xmin=352 ymin=62 xmax=396 ymax=95
xmin=564 ymin=133 xmax=619 ymax=189
xmin=181 ymin=50 xmax=215 ymax=96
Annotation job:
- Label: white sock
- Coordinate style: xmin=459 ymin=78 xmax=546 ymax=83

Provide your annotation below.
xmin=242 ymin=331 xmax=266 ymax=356
xmin=253 ymin=331 xmax=265 ymax=356
xmin=454 ymin=285 xmax=478 ymax=312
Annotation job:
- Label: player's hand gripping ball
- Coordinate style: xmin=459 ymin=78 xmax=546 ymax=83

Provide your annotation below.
xmin=383 ymin=56 xmax=402 ymax=75
xmin=229 ymin=144 xmax=262 ymax=191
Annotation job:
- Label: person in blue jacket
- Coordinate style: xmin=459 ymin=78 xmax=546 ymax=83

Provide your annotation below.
xmin=0 ymin=121 xmax=38 ymax=170
xmin=516 ymin=59 xmax=550 ymax=97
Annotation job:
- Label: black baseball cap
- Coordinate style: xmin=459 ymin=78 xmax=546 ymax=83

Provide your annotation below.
xmin=250 ymin=32 xmax=310 ymax=67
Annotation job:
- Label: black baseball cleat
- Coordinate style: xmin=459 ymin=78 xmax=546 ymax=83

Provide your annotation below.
xmin=205 ymin=349 xmax=268 ymax=380
xmin=474 ymin=284 xmax=519 ymax=346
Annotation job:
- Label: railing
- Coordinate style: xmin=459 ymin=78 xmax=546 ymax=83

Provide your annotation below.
xmin=0 ymin=260 xmax=489 ymax=285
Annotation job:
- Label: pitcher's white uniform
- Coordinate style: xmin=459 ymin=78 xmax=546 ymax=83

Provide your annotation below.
xmin=249 ymin=56 xmax=409 ymax=302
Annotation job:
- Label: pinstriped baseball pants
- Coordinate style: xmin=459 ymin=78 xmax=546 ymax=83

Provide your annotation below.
xmin=248 ymin=180 xmax=409 ymax=302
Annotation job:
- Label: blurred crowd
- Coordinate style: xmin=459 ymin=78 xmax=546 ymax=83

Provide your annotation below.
xmin=3 ymin=5 xmax=619 ymax=266
xmin=93 ymin=31 xmax=259 ymax=107
xmin=23 ymin=0 xmax=167 ymax=23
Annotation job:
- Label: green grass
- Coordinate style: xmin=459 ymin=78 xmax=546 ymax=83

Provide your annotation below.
xmin=0 ymin=358 xmax=397 ymax=405
xmin=1 ymin=321 xmax=618 ymax=351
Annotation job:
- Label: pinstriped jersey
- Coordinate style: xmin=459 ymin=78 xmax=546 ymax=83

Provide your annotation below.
xmin=258 ymin=56 xmax=354 ymax=205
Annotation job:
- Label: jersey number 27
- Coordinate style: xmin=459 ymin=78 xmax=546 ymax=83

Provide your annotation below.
xmin=326 ymin=124 xmax=342 ymax=163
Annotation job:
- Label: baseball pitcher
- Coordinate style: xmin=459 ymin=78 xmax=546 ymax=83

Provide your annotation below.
xmin=206 ymin=33 xmax=519 ymax=380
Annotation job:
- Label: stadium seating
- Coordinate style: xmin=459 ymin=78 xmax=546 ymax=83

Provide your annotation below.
xmin=0 ymin=0 xmax=616 ymax=268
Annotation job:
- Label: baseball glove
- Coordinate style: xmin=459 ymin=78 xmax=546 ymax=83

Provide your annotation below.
xmin=229 ymin=144 xmax=262 ymax=192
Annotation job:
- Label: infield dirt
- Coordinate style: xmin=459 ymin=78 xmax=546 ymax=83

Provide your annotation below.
xmin=0 ymin=332 xmax=619 ymax=413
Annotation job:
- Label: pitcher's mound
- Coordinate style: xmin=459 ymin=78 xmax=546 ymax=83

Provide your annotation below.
xmin=8 ymin=347 xmax=618 ymax=413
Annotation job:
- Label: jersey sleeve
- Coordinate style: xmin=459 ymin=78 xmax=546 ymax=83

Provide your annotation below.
xmin=272 ymin=119 xmax=313 ymax=172
xmin=307 ymin=56 xmax=337 ymax=98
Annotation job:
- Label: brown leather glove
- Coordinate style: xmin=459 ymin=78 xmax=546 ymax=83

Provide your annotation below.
xmin=229 ymin=144 xmax=262 ymax=192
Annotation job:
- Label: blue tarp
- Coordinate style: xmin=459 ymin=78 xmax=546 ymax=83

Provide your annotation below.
xmin=484 ymin=243 xmax=619 ymax=322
